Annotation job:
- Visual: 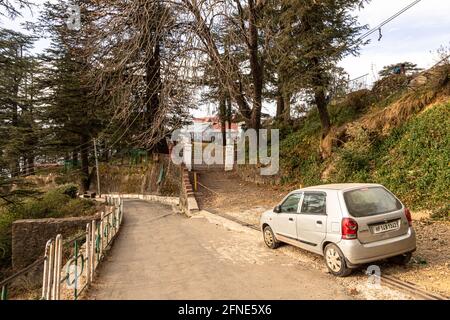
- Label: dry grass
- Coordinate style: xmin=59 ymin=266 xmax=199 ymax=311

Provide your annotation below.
xmin=320 ymin=64 xmax=450 ymax=158
xmin=356 ymin=91 xmax=444 ymax=136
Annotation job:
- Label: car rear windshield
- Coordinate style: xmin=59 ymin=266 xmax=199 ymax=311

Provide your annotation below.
xmin=343 ymin=187 xmax=402 ymax=217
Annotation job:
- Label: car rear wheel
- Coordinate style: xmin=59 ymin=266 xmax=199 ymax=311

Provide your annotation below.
xmin=263 ymin=226 xmax=280 ymax=249
xmin=324 ymin=244 xmax=352 ymax=277
xmin=390 ymin=252 xmax=412 ymax=265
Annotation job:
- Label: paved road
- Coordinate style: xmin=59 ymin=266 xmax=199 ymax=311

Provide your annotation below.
xmin=87 ymin=200 xmax=351 ymax=300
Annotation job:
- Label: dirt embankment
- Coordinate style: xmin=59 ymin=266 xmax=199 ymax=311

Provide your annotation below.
xmin=196 ymin=171 xmax=450 ymax=298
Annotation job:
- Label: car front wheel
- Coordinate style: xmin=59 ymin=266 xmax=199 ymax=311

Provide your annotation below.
xmin=324 ymin=244 xmax=352 ymax=277
xmin=263 ymin=226 xmax=280 ymax=249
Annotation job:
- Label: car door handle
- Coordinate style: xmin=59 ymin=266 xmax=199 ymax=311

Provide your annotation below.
xmin=316 ymin=221 xmax=323 ymax=225
xmin=289 ymin=218 xmax=294 ymax=222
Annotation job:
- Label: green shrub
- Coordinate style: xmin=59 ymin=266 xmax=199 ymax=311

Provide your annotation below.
xmin=372 ymin=74 xmax=411 ymax=99
xmin=280 ymin=119 xmax=323 ymax=187
xmin=59 ymin=198 xmax=96 ymax=217
xmin=0 ymin=186 xmax=98 ymax=268
xmin=330 ymin=102 xmax=450 ymax=210
xmin=330 ymin=90 xmax=374 ymax=127
xmin=0 ymin=209 xmax=18 ymax=268
xmin=54 ymin=171 xmax=83 ymax=186
xmin=56 ymin=183 xmax=79 ymax=199
xmin=280 ymin=97 xmax=449 ymax=213
xmin=331 ymin=126 xmax=379 ymax=183
xmin=373 ymin=103 xmax=450 ymax=209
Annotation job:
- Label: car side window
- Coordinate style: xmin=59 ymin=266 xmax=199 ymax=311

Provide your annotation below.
xmin=301 ymin=193 xmax=327 ymax=215
xmin=280 ymin=193 xmax=302 ymax=213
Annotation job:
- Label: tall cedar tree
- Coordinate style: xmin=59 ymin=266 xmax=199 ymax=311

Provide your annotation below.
xmin=0 ymin=28 xmax=39 ymax=178
xmin=275 ymin=0 xmax=368 ymax=137
xmin=182 ymin=0 xmax=266 ymax=130
xmin=33 ymin=1 xmax=105 ymax=191
xmin=84 ymin=0 xmax=192 ymax=153
xmin=379 ymin=62 xmax=423 ymax=78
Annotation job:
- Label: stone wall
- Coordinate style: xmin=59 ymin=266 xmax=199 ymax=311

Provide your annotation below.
xmin=106 ymin=193 xmax=179 ymax=206
xmin=91 ymin=154 xmax=181 ymax=196
xmin=12 ymin=215 xmax=100 ymax=270
xmin=235 ymin=164 xmax=282 ymax=186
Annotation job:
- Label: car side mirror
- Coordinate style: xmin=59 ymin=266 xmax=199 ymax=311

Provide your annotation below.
xmin=274 ymin=205 xmax=282 ymax=214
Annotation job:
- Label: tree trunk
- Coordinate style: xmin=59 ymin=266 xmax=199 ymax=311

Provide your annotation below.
xmin=72 ymin=151 xmax=78 ymax=167
xmin=146 ymin=40 xmax=161 ymax=122
xmin=250 ymin=107 xmax=261 ymax=131
xmin=248 ymin=0 xmax=263 ymax=131
xmin=298 ymin=11 xmax=332 ymax=137
xmin=226 ymin=96 xmax=232 ymax=131
xmin=10 ymin=59 xmax=20 ymax=177
xmin=153 ymin=139 xmax=169 ymax=155
xmin=26 ymin=157 xmax=34 ymax=176
xmin=276 ymin=91 xmax=284 ymax=119
xmin=146 ymin=31 xmax=163 ymax=153
xmin=80 ymin=136 xmax=90 ymax=192
xmin=183 ymin=0 xmax=258 ymax=129
xmin=283 ymin=92 xmax=291 ymax=124
xmin=314 ymin=88 xmax=331 ymax=138
xmin=219 ymin=95 xmax=227 ymax=146
xmin=9 ymin=101 xmax=19 ymax=177
xmin=102 ymin=141 xmax=109 ymax=162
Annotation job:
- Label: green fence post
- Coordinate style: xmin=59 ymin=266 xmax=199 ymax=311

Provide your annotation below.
xmin=1 ymin=285 xmax=7 ymax=300
xmin=96 ymin=223 xmax=101 ymax=262
xmin=74 ymin=240 xmax=78 ymax=300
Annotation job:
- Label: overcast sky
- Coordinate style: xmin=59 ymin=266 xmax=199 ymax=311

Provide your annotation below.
xmin=340 ymin=0 xmax=450 ymax=83
xmin=2 ymin=0 xmax=449 ymax=116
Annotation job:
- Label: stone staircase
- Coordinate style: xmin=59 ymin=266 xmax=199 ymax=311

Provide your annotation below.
xmin=191 ymin=164 xmax=226 ymax=172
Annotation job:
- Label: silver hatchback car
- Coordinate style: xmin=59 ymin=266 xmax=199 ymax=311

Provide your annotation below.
xmin=260 ymin=184 xmax=416 ymax=276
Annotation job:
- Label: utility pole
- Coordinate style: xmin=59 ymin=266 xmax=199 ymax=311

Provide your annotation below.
xmin=93 ymin=139 xmax=101 ymax=197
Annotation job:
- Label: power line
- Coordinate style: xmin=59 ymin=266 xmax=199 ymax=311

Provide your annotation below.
xmin=107 ymin=111 xmax=143 ymax=151
xmin=356 ymin=0 xmax=423 ymax=44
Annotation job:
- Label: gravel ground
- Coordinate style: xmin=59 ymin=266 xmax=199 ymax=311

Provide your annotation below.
xmin=198 ymin=210 xmax=415 ymax=300
xmin=195 ymin=171 xmax=449 ymax=299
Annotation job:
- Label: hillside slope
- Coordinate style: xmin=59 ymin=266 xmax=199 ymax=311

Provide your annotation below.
xmin=279 ymin=64 xmax=450 ymax=214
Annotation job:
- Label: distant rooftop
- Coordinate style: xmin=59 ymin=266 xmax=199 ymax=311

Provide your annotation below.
xmin=191 ymin=116 xmax=240 ymax=131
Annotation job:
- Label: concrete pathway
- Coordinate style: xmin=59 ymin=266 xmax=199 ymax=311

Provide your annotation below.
xmin=87 ymin=200 xmax=351 ymax=300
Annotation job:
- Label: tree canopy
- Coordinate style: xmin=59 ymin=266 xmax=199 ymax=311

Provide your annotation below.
xmin=0 ymin=0 xmax=401 ymax=186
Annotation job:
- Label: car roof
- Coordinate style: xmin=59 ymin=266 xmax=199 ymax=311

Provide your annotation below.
xmin=293 ymin=183 xmax=383 ymax=193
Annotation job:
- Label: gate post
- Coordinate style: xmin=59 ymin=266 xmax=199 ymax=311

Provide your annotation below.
xmin=52 ymin=235 xmax=63 ymax=300
xmin=42 ymin=240 xmax=52 ymax=300
xmin=184 ymin=143 xmax=193 ymax=171
xmin=225 ymin=143 xmax=235 ymax=171
xmin=85 ymin=223 xmax=91 ymax=285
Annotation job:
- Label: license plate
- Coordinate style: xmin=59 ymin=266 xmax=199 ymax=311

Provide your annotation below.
xmin=372 ymin=220 xmax=400 ymax=234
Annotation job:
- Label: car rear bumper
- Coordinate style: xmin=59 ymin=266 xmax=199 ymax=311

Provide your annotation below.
xmin=337 ymin=228 xmax=416 ymax=266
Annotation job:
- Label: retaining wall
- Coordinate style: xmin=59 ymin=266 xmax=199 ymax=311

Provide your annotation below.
xmin=12 ymin=214 xmax=100 ymax=270
xmin=105 ymin=193 xmax=179 ymax=206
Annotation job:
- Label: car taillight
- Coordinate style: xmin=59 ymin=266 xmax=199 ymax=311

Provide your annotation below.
xmin=404 ymin=208 xmax=413 ymax=227
xmin=342 ymin=218 xmax=358 ymax=240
